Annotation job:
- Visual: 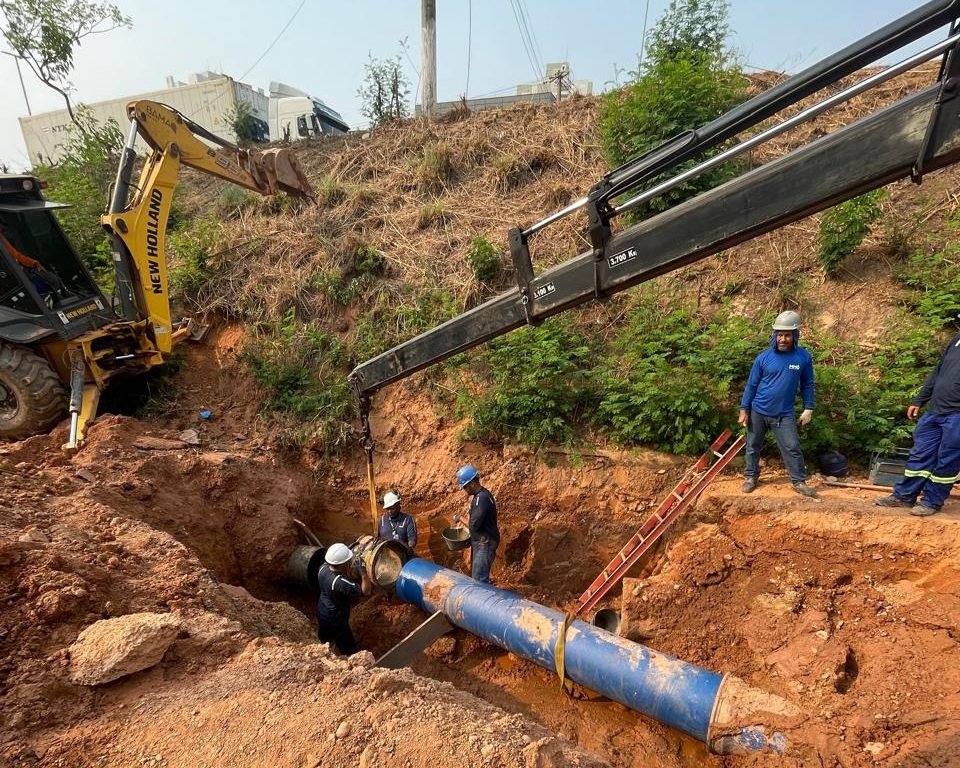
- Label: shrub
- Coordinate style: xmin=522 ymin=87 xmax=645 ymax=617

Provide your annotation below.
xmin=417 ymin=202 xmax=449 ymax=229
xmin=598 ymin=0 xmax=746 ymax=216
xmin=168 ymin=216 xmax=222 ymax=303
xmin=817 ymin=189 xmax=887 ymax=276
xmin=896 ymin=244 xmax=960 ymax=327
xmin=317 ymin=176 xmax=347 ymax=207
xmin=459 ymin=319 xmax=597 ymax=447
xmin=466 ymin=235 xmax=501 ymax=282
xmin=240 ymin=310 xmax=356 ymax=455
xmin=417 ymin=142 xmax=455 ymax=193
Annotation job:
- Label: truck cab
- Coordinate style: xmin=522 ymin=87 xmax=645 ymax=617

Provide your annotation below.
xmin=268 ymin=82 xmax=349 ymax=142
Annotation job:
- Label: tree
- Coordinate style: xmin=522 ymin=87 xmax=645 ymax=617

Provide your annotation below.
xmin=0 ymin=0 xmax=131 ymax=127
xmin=598 ymin=0 xmax=746 ymax=215
xmin=35 ymin=106 xmax=123 ymax=284
xmin=357 ymin=54 xmax=410 ymax=127
xmin=225 ymin=100 xmax=261 ymax=146
xmin=645 ymin=0 xmax=731 ymax=65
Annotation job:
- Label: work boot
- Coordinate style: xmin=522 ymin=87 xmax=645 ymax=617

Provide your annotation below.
xmin=910 ymin=502 xmax=940 ymax=517
xmin=741 ymin=477 xmax=758 ymax=494
xmin=792 ymin=482 xmax=817 ymax=498
xmin=874 ymin=495 xmax=914 ymax=508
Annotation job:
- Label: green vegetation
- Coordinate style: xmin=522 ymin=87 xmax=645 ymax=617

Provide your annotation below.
xmin=357 ymin=53 xmax=411 ymax=127
xmin=817 ymin=189 xmax=887 ymax=276
xmin=225 ymin=100 xmax=261 ymax=145
xmin=896 ymin=243 xmax=960 ymax=327
xmin=36 ymin=108 xmax=124 ymax=287
xmin=168 ymin=215 xmax=222 ymax=303
xmin=459 ymin=319 xmax=596 ymax=447
xmin=0 ymin=0 xmax=131 ymax=125
xmin=466 ymin=235 xmax=501 ymax=282
xmin=240 ymin=310 xmax=356 ymax=455
xmin=598 ymin=0 xmax=747 ymax=215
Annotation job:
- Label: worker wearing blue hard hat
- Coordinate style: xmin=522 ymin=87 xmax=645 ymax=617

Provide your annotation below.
xmin=454 ymin=465 xmax=499 ymax=583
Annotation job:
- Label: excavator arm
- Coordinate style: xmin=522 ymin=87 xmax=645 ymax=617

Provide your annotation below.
xmin=101 ymin=100 xmax=314 ymax=353
xmin=59 ymin=100 xmax=314 ymax=449
xmin=349 ymin=0 xmax=960 ymax=398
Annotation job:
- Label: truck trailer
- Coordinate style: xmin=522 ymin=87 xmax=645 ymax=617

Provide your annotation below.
xmin=18 ymin=72 xmax=269 ymax=165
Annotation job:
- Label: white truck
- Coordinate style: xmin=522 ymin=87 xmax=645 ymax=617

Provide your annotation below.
xmin=268 ymin=81 xmax=349 ymax=142
xmin=18 ymin=72 xmax=270 ymax=165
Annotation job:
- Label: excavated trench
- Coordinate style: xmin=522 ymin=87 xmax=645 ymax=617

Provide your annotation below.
xmin=140 ymin=455 xmax=959 ymax=768
xmin=31 ymin=411 xmax=954 ymax=768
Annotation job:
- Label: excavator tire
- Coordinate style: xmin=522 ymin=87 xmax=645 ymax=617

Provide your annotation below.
xmin=0 ymin=344 xmax=66 ymax=441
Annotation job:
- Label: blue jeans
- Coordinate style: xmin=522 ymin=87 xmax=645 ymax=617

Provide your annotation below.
xmin=744 ymin=409 xmax=807 ymax=484
xmin=471 ymin=541 xmax=497 ymax=584
xmin=893 ymin=411 xmax=960 ymax=510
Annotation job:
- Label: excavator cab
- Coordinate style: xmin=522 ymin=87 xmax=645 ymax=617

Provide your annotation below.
xmin=0 ymin=176 xmax=108 ymax=339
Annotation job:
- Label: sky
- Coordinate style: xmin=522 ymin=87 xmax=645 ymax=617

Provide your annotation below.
xmin=0 ymin=0 xmax=948 ymax=170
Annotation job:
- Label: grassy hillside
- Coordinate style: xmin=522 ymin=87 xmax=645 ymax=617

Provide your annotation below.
xmin=166 ymin=65 xmax=960 ymax=463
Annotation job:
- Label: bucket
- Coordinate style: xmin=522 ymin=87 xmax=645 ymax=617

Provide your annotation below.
xmin=592 ymin=608 xmax=621 ymax=635
xmin=442 ymin=526 xmax=471 ymax=551
xmin=286 ymin=545 xmax=326 ymax=589
xmin=366 ymin=540 xmax=409 ymax=590
xmin=818 ymin=451 xmax=849 ymax=478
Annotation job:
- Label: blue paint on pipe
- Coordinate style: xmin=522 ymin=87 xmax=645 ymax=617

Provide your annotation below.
xmin=396 ymin=558 xmax=723 ymax=743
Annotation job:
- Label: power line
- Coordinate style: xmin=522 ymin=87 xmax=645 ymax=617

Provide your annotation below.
xmin=517 ymin=0 xmax=544 ymax=73
xmin=239 ymin=0 xmax=308 ymax=81
xmin=509 ymin=0 xmax=541 ymax=81
xmin=639 ymin=0 xmax=652 ymax=68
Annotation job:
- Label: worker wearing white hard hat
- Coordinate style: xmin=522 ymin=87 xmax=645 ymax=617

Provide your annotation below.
xmin=376 ymin=490 xmax=418 ymax=555
xmin=314 ymin=542 xmax=372 ymax=654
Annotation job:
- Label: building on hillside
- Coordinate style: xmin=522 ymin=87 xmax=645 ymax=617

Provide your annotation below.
xmin=418 ymin=62 xmax=592 ymax=118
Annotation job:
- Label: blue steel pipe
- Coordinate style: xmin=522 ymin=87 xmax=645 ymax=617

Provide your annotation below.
xmin=395 ymin=559 xmax=795 ymax=756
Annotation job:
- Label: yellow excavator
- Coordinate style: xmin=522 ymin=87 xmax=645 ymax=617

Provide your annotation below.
xmin=0 ymin=100 xmax=313 ymax=447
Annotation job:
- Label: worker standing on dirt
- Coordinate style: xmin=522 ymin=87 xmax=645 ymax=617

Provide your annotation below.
xmin=454 ymin=465 xmax=499 ymax=583
xmin=314 ymin=543 xmax=372 ymax=655
xmin=738 ymin=311 xmax=817 ymax=498
xmin=875 ymin=329 xmax=960 ymax=516
xmin=377 ymin=491 xmax=418 ymax=555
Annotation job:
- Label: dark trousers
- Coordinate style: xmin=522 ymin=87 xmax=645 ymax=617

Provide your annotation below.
xmin=893 ymin=411 xmax=960 ymax=509
xmin=744 ymin=409 xmax=807 ymax=484
xmin=471 ymin=541 xmax=497 ymax=584
xmin=317 ymin=621 xmax=358 ymax=655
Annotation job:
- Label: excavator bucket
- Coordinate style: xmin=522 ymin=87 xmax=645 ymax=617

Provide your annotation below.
xmin=246 ymin=149 xmax=315 ymax=200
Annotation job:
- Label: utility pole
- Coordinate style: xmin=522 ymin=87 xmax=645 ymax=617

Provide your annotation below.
xmin=421 ymin=0 xmax=437 ymax=117
xmin=2 ymin=52 xmax=32 ymax=116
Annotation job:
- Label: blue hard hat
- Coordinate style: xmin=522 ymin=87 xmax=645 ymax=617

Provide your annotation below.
xmin=456 ymin=464 xmax=479 ymax=487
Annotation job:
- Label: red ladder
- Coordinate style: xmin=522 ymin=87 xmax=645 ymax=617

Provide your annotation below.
xmin=575 ymin=429 xmax=746 ymax=616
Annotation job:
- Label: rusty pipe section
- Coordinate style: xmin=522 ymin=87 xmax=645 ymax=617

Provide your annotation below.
xmin=394 ymin=559 xmax=798 ymax=756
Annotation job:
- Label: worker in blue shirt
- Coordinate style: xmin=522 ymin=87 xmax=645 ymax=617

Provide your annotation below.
xmin=315 ymin=542 xmax=371 ymax=655
xmin=739 ymin=311 xmax=817 ymax=497
xmin=876 ymin=329 xmax=960 ymax=516
xmin=454 ymin=465 xmax=499 ymax=584
xmin=377 ymin=490 xmax=418 ymax=555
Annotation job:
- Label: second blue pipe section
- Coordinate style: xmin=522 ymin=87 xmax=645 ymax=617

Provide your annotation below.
xmin=395 ymin=558 xmax=722 ymax=744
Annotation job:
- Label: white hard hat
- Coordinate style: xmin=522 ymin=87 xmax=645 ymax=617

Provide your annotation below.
xmin=383 ymin=491 xmax=401 ymax=509
xmin=324 ymin=543 xmax=353 ymax=566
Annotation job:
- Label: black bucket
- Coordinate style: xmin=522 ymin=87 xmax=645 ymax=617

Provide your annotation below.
xmin=286 ymin=545 xmax=326 ymax=589
xmin=592 ymin=608 xmax=621 ymax=635
xmin=818 ymin=451 xmax=849 ymax=478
